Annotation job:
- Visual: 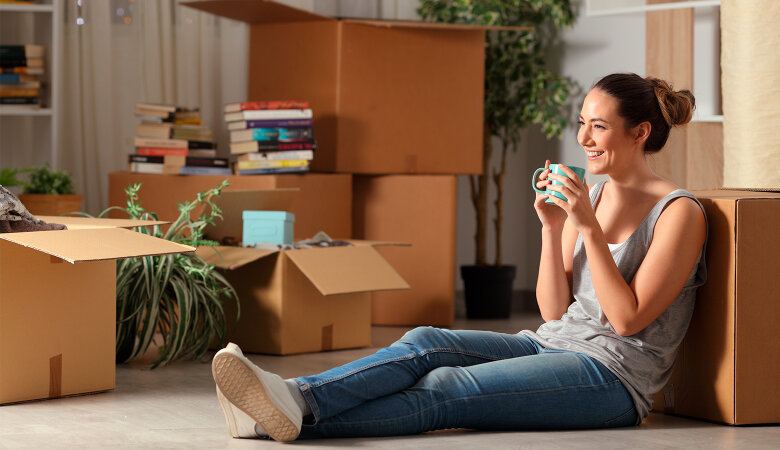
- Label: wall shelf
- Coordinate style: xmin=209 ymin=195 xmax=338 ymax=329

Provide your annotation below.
xmin=586 ymin=0 xmax=720 ymax=17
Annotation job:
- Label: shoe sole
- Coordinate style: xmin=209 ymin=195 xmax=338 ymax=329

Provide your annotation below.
xmin=212 ymin=352 xmax=299 ymax=442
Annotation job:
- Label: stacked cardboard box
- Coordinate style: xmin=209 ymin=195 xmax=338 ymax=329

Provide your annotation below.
xmin=183 ymin=0 xmax=509 ymax=326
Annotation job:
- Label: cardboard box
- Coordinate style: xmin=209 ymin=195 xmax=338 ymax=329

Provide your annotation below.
xmin=196 ymin=242 xmax=409 ymax=355
xmin=108 ymin=172 xmax=352 ymax=240
xmin=0 ymin=217 xmax=193 ymax=404
xmin=652 ymin=190 xmax=780 ymax=425
xmin=353 ymin=175 xmax=456 ymax=326
xmin=183 ymin=0 xmax=522 ymax=175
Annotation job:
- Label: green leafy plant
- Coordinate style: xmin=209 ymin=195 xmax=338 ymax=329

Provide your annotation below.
xmin=83 ymin=180 xmax=238 ymax=367
xmin=418 ymin=0 xmax=576 ymax=266
xmin=21 ymin=164 xmax=76 ymax=195
xmin=0 ymin=167 xmax=26 ymax=188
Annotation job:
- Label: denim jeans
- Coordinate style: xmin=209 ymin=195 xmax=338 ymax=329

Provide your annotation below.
xmin=294 ymin=327 xmax=638 ymax=439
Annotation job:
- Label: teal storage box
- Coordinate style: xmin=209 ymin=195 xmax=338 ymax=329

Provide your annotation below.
xmin=242 ymin=211 xmax=295 ymax=245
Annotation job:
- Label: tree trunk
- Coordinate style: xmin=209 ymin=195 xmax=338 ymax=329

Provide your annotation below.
xmin=471 ymin=124 xmax=493 ymax=266
xmin=493 ymin=136 xmax=510 ymax=266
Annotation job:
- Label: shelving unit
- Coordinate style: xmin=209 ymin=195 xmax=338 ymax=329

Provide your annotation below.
xmin=0 ymin=0 xmax=61 ymax=169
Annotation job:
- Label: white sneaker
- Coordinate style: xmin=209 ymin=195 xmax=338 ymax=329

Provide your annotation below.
xmin=212 ymin=343 xmax=302 ymax=442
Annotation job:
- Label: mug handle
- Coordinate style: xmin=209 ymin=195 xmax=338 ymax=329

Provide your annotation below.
xmin=532 ymin=168 xmax=547 ymax=194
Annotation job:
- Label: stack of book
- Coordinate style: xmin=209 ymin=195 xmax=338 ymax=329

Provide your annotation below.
xmin=130 ymin=103 xmax=230 ymax=175
xmin=0 ymin=45 xmax=44 ymax=108
xmin=225 ymin=100 xmax=315 ymax=175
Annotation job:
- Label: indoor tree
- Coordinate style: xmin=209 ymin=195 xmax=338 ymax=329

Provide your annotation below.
xmin=418 ymin=0 xmax=576 ymax=316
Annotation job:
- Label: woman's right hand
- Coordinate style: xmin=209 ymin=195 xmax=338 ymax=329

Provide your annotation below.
xmin=533 ymin=160 xmax=568 ymax=231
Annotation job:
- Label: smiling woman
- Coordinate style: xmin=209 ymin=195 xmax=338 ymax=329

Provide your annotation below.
xmin=206 ymin=74 xmax=708 ymax=442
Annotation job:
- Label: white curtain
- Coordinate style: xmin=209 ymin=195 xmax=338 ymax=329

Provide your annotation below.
xmin=59 ymin=0 xmax=248 ymax=214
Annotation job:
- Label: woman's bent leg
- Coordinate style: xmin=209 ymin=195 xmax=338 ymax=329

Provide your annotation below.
xmin=295 ymin=327 xmax=542 ymax=422
xmin=299 ymin=351 xmax=638 ymax=439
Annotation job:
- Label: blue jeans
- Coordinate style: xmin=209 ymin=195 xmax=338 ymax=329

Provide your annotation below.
xmin=294 ymin=327 xmax=638 ymax=439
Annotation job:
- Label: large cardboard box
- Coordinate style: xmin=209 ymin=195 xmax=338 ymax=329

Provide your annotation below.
xmin=0 ymin=217 xmax=193 ymax=404
xmin=353 ymin=175 xmax=456 ymax=326
xmin=108 ymin=172 xmax=352 ymax=240
xmin=197 ymin=243 xmax=409 ymax=355
xmin=652 ymin=190 xmax=780 ymax=425
xmin=183 ymin=0 xmax=521 ymax=175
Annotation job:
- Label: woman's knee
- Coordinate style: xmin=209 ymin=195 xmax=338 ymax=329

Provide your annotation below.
xmin=396 ymin=326 xmax=446 ymax=348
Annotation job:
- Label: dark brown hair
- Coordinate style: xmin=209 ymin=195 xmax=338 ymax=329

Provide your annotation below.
xmin=593 ymin=73 xmax=695 ymax=153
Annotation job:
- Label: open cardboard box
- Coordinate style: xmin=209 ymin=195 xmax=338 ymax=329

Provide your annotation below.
xmin=0 ymin=216 xmax=194 ymax=405
xmin=183 ymin=0 xmax=528 ymax=174
xmin=651 ymin=190 xmax=780 ymax=425
xmin=196 ymin=189 xmax=410 ymax=355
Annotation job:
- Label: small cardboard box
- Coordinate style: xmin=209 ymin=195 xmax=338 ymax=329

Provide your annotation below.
xmin=108 ymin=172 xmax=352 ymax=240
xmin=183 ymin=0 xmax=525 ymax=175
xmin=243 ymin=210 xmax=295 ymax=245
xmin=353 ymin=175 xmax=456 ymax=326
xmin=0 ymin=217 xmax=193 ymax=404
xmin=197 ymin=243 xmax=409 ymax=355
xmin=652 ymin=190 xmax=780 ymax=425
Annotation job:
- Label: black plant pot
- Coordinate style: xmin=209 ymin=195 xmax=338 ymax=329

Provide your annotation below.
xmin=461 ymin=265 xmax=516 ymax=319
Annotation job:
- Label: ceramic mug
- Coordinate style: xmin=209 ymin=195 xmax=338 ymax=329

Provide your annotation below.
xmin=532 ymin=164 xmax=586 ymax=203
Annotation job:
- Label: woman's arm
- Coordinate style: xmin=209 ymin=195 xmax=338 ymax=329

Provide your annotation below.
xmin=536 ymin=219 xmax=577 ymax=321
xmin=585 ymin=197 xmax=705 ymax=336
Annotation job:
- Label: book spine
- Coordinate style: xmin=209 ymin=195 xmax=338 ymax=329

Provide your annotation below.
xmin=184 ymin=157 xmax=229 ymax=167
xmin=239 ymin=150 xmax=314 ymax=162
xmin=0 ymin=74 xmax=20 ymax=83
xmin=245 ymin=119 xmax=313 ymax=128
xmin=177 ymin=166 xmax=233 ymax=175
xmin=129 ymin=162 xmax=164 ymax=174
xmin=0 ymin=58 xmax=27 ymax=68
xmin=238 ymin=166 xmax=310 ymax=176
xmin=129 ymin=154 xmax=164 ymax=164
xmin=187 ymin=140 xmax=216 ymax=150
xmin=136 ymin=147 xmax=189 ymax=157
xmin=134 ymin=137 xmax=187 ymax=149
xmin=229 ymin=100 xmax=310 ymax=112
xmin=244 ymin=127 xmax=312 ymax=142
xmin=0 ymin=46 xmax=25 ymax=58
xmin=237 ymin=159 xmax=310 ymax=170
xmin=0 ymin=97 xmax=38 ymax=105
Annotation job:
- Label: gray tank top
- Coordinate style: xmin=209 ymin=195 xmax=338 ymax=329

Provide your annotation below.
xmin=520 ymin=180 xmax=708 ymax=421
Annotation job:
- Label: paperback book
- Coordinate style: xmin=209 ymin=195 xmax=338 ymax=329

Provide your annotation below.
xmin=224 ymin=100 xmax=309 ymax=113
xmin=230 ymin=127 xmax=313 ymax=143
xmin=224 ymin=108 xmax=312 ymax=123
xmin=230 ymin=139 xmax=316 ymax=155
xmin=227 ymin=118 xmax=313 ymax=130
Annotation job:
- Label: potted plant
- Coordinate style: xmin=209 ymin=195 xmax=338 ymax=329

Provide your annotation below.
xmin=17 ymin=165 xmax=83 ymax=216
xmin=84 ymin=181 xmax=238 ymax=367
xmin=418 ymin=0 xmax=576 ymax=318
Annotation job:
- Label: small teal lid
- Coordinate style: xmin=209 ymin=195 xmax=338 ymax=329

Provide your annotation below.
xmin=242 ymin=210 xmax=295 ymax=222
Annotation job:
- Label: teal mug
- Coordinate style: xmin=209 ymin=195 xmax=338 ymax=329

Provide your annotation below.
xmin=532 ymin=164 xmax=586 ymax=203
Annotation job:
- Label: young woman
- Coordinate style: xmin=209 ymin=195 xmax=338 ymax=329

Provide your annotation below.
xmin=210 ymin=73 xmax=707 ymax=442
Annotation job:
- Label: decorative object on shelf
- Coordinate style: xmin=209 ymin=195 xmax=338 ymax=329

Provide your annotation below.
xmin=418 ymin=0 xmax=576 ymax=318
xmin=4 ymin=165 xmax=82 ymax=216
xmin=81 ymin=180 xmax=238 ymax=367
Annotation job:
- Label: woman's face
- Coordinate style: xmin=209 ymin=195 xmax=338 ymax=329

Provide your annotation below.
xmin=577 ymin=88 xmax=643 ymax=175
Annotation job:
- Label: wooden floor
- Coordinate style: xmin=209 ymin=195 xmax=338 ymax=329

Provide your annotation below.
xmin=1 ymin=313 xmax=779 ymax=449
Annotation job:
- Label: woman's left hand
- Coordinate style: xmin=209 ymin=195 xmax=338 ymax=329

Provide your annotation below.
xmin=545 ymin=165 xmax=597 ymax=232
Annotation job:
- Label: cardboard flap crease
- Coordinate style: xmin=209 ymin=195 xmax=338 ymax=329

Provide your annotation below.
xmin=0 ymin=228 xmax=194 ymax=263
xmin=284 ymin=246 xmax=409 ymax=295
xmin=36 ymin=216 xmax=169 ymax=230
xmin=195 ymin=245 xmax=278 ymax=270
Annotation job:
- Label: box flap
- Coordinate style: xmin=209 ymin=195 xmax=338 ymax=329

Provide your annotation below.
xmin=36 ymin=216 xmax=168 ymax=230
xmin=181 ymin=0 xmax=332 ymax=24
xmin=344 ymin=18 xmax=532 ymax=32
xmin=284 ymin=245 xmax=409 ymax=295
xmin=347 ymin=239 xmax=411 ymax=247
xmin=195 ymin=245 xmax=278 ymax=270
xmin=207 ymin=188 xmax=299 ymax=244
xmin=0 ymin=228 xmax=194 ymax=263
xmin=182 ymin=0 xmax=531 ymax=32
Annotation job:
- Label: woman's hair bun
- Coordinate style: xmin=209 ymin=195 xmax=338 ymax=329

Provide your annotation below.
xmin=645 ymin=76 xmax=696 ymax=126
